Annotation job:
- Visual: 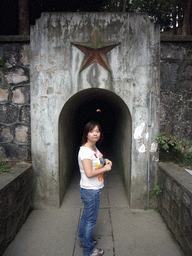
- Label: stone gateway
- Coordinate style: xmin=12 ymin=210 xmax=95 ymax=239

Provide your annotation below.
xmin=30 ymin=12 xmax=160 ymax=209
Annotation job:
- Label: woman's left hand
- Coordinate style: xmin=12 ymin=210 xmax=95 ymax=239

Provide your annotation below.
xmin=105 ymin=158 xmax=112 ymax=166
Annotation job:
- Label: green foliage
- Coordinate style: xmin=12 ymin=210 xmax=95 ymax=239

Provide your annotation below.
xmin=0 ymin=160 xmax=10 ymax=174
xmin=151 ymin=185 xmax=162 ymax=198
xmin=101 ymin=0 xmax=184 ymax=31
xmin=156 ymin=132 xmax=192 ymax=167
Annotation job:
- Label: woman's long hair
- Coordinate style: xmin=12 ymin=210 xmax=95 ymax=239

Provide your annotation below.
xmin=81 ymin=121 xmax=104 ymax=145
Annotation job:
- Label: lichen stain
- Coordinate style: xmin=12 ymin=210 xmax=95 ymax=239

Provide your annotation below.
xmin=87 ymin=63 xmax=100 ymax=88
xmin=48 ymin=19 xmax=62 ymax=39
xmin=75 ymin=53 xmax=80 ymax=72
xmin=47 ymin=87 xmax=54 ymax=94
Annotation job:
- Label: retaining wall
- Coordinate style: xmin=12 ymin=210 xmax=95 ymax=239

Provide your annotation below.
xmin=158 ymin=162 xmax=192 ymax=256
xmin=0 ymin=162 xmax=33 ymax=255
xmin=0 ymin=37 xmax=31 ymax=160
xmin=160 ymin=37 xmax=192 ymax=142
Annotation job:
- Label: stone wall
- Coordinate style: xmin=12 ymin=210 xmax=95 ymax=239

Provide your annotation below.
xmin=0 ymin=38 xmax=31 ymax=160
xmin=160 ymin=39 xmax=192 ymax=142
xmin=0 ymin=162 xmax=33 ymax=255
xmin=0 ymin=36 xmax=192 ymax=161
xmin=158 ymin=162 xmax=192 ymax=256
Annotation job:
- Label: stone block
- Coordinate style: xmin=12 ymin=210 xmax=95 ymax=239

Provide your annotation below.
xmin=170 ymin=198 xmax=180 ymax=224
xmin=160 ymin=43 xmax=186 ymax=62
xmin=162 ymin=189 xmax=171 ymax=211
xmin=179 ymin=229 xmax=192 ymax=256
xmin=164 ymin=175 xmax=172 ymax=192
xmin=180 ymin=61 xmax=192 ymax=80
xmin=12 ymin=85 xmax=30 ymax=104
xmin=176 ymin=80 xmax=192 ymax=92
xmin=159 ymin=105 xmax=168 ymax=124
xmin=157 ymin=168 xmax=164 ymax=188
xmin=20 ymin=105 xmax=30 ymax=123
xmin=157 ymin=196 xmax=162 ymax=213
xmin=172 ymin=180 xmax=182 ymax=204
xmin=20 ymin=44 xmax=30 ymax=66
xmin=0 ymin=88 xmax=9 ymax=102
xmin=0 ymin=104 xmax=18 ymax=124
xmin=15 ymin=185 xmax=27 ymax=207
xmin=5 ymin=205 xmax=23 ymax=239
xmin=0 ymin=219 xmax=5 ymax=243
xmin=0 ymin=126 xmax=13 ymax=142
xmin=181 ymin=204 xmax=192 ymax=248
xmin=1 ymin=143 xmax=29 ymax=160
xmin=4 ymin=53 xmax=16 ymax=68
xmin=170 ymin=219 xmax=182 ymax=245
xmin=0 ymin=71 xmax=5 ymax=84
xmin=183 ymin=191 xmax=191 ymax=208
xmin=0 ymin=146 xmax=6 ymax=159
xmin=0 ymin=187 xmax=16 ymax=219
xmin=14 ymin=125 xmax=30 ymax=143
xmin=12 ymin=88 xmax=25 ymax=104
xmin=5 ymin=67 xmax=29 ymax=85
xmin=161 ymin=207 xmax=170 ymax=228
xmin=23 ymin=191 xmax=32 ymax=215
xmin=160 ymin=62 xmax=178 ymax=90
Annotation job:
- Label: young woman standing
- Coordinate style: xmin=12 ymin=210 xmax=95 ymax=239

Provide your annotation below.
xmin=78 ymin=121 xmax=112 ymax=256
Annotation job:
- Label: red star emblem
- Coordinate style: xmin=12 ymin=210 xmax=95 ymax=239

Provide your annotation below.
xmin=72 ymin=27 xmax=120 ymax=72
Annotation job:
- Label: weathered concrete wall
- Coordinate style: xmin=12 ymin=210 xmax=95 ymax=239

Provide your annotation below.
xmin=160 ymin=41 xmax=192 ymax=142
xmin=158 ymin=162 xmax=192 ymax=256
xmin=0 ymin=40 xmax=31 ymax=160
xmin=30 ymin=12 xmax=160 ymax=209
xmin=0 ymin=163 xmax=33 ymax=255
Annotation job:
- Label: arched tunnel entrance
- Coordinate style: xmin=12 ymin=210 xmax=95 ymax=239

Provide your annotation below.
xmin=59 ymin=88 xmax=132 ymax=206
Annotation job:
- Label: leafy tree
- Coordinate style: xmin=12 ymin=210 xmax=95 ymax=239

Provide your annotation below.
xmin=126 ymin=0 xmax=184 ymax=32
xmin=18 ymin=0 xmax=29 ymax=35
xmin=101 ymin=0 xmax=191 ymax=34
xmin=0 ymin=0 xmax=191 ymax=35
xmin=183 ymin=0 xmax=192 ymax=35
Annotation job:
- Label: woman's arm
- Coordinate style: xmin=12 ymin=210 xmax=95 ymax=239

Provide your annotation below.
xmin=82 ymin=159 xmax=111 ymax=178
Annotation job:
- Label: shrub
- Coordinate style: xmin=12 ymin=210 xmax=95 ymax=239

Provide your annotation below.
xmin=156 ymin=132 xmax=192 ymax=167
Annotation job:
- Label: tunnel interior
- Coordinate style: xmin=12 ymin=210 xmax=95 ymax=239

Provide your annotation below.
xmin=59 ymin=88 xmax=132 ymax=206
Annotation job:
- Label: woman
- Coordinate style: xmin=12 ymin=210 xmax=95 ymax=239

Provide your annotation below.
xmin=78 ymin=121 xmax=112 ymax=256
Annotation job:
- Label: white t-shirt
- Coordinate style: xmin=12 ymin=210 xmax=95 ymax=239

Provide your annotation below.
xmin=78 ymin=146 xmax=105 ymax=189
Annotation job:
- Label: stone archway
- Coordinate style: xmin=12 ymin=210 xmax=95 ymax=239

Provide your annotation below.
xmin=59 ymin=88 xmax=132 ymax=206
xmin=30 ymin=12 xmax=160 ymax=209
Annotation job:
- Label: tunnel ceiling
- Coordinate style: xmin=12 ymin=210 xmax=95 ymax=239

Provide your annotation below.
xmin=63 ymin=89 xmax=129 ymax=148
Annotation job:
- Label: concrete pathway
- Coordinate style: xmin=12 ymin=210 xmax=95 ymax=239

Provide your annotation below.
xmin=3 ymin=168 xmax=184 ymax=256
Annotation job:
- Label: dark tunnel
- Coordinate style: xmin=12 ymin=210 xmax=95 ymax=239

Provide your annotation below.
xmin=59 ymin=88 xmax=132 ymax=206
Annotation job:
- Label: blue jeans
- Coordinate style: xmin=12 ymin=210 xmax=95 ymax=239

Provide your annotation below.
xmin=78 ymin=187 xmax=101 ymax=256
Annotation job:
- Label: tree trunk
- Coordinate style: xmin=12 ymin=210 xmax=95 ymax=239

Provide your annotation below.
xmin=123 ymin=0 xmax=127 ymax=12
xmin=182 ymin=0 xmax=192 ymax=35
xmin=18 ymin=0 xmax=29 ymax=35
xmin=173 ymin=1 xmax=177 ymax=35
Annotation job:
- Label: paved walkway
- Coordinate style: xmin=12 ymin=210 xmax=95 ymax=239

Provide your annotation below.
xmin=3 ymin=167 xmax=184 ymax=256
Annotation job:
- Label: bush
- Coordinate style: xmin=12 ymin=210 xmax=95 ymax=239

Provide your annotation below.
xmin=156 ymin=132 xmax=192 ymax=167
xmin=0 ymin=160 xmax=10 ymax=174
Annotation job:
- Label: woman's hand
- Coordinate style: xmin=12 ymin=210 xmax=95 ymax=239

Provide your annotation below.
xmin=104 ymin=163 xmax=112 ymax=172
xmin=82 ymin=159 xmax=111 ymax=178
xmin=104 ymin=158 xmax=112 ymax=167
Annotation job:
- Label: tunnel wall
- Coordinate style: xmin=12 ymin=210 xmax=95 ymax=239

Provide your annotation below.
xmin=30 ymin=12 xmax=160 ymax=209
